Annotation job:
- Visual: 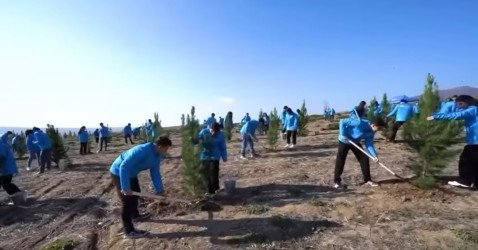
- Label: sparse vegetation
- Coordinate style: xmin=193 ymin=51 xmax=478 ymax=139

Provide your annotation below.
xmin=298 ymin=100 xmax=309 ymax=136
xmin=266 ymin=108 xmax=280 ymax=149
xmin=453 ymin=229 xmax=478 ymax=244
xmin=246 ymin=204 xmax=269 ymax=214
xmin=308 ymin=197 xmax=328 ymax=207
xmin=40 ymin=238 xmax=75 ymax=250
xmin=46 ymin=124 xmax=69 ymax=166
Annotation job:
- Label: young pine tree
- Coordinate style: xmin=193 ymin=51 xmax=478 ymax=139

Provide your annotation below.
xmin=266 ymin=108 xmax=280 ymax=149
xmin=367 ymin=97 xmax=378 ymax=120
xmin=298 ymin=100 xmax=309 ymax=136
xmin=148 ymin=112 xmax=163 ymax=142
xmin=224 ymin=111 xmax=233 ymax=142
xmin=380 ymin=93 xmax=394 ymax=139
xmin=181 ymin=106 xmax=206 ymax=197
xmin=46 ymin=124 xmax=69 ymax=166
xmin=402 ymin=73 xmax=463 ymax=188
xmin=381 ymin=93 xmax=391 ymax=115
xmin=14 ymin=134 xmax=26 ymax=158
xmin=181 ymin=114 xmax=185 ymax=128
xmin=63 ymin=132 xmax=68 ymax=139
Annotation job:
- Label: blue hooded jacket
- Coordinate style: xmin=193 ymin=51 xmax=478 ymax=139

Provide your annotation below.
xmin=194 ymin=128 xmax=227 ymax=161
xmin=206 ymin=116 xmax=217 ymax=128
xmin=93 ymin=129 xmax=99 ymax=137
xmin=133 ymin=127 xmax=141 ymax=134
xmin=433 ymin=105 xmax=478 ymax=145
xmin=219 ymin=117 xmax=225 ymax=124
xmin=283 ymin=112 xmax=299 ymax=131
xmin=124 ymin=125 xmax=132 ymax=135
xmin=330 ymin=108 xmax=336 ymax=115
xmin=240 ymin=120 xmax=259 ymax=140
xmin=438 ymin=100 xmax=457 ymax=114
xmin=33 ymin=129 xmax=52 ymax=150
xmin=349 ymin=106 xmax=366 ymax=119
xmin=0 ymin=142 xmax=18 ymax=176
xmin=241 ymin=115 xmax=251 ymax=124
xmin=0 ymin=133 xmax=10 ymax=144
xmin=99 ymin=125 xmax=109 ymax=138
xmin=338 ymin=118 xmax=378 ymax=157
xmin=26 ymin=134 xmax=40 ymax=152
xmin=373 ymin=105 xmax=383 ymax=116
xmin=387 ymin=102 xmax=414 ymax=122
xmin=110 ymin=142 xmax=164 ymax=192
xmin=78 ymin=130 xmax=89 ymax=143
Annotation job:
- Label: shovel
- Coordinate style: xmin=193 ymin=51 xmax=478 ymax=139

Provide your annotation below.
xmin=131 ymin=192 xmax=191 ymax=204
xmin=346 ymin=139 xmax=406 ymax=180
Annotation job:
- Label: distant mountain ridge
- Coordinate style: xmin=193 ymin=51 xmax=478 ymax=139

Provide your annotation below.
xmin=412 ymin=85 xmax=478 ymax=100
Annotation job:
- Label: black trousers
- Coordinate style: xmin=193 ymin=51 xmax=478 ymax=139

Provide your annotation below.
xmin=0 ymin=175 xmax=21 ymax=195
xmin=99 ymin=137 xmax=108 ymax=151
xmin=111 ymin=173 xmax=141 ymax=233
xmin=125 ymin=135 xmax=133 ymax=144
xmin=40 ymin=149 xmax=52 ymax=173
xmin=80 ymin=142 xmax=87 ymax=155
xmin=458 ymin=145 xmax=478 ymax=187
xmin=334 ymin=141 xmax=371 ymax=184
xmin=202 ymin=160 xmax=220 ymax=194
xmin=95 ymin=137 xmax=99 ymax=143
xmin=390 ymin=121 xmax=405 ymax=142
xmin=286 ymin=130 xmax=297 ymax=145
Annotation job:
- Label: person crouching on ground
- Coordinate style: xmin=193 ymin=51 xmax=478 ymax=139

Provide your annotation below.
xmin=334 ymin=117 xmax=386 ymax=189
xmin=240 ymin=120 xmax=259 ymax=159
xmin=110 ymin=136 xmax=172 ymax=239
xmin=427 ymin=95 xmax=478 ymax=190
xmin=193 ymin=122 xmax=227 ymax=195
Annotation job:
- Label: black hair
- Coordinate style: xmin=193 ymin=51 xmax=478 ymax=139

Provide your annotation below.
xmin=6 ymin=131 xmax=12 ymax=135
xmin=210 ymin=122 xmax=220 ymax=132
xmin=371 ymin=117 xmax=387 ymax=128
xmin=456 ymin=95 xmax=478 ymax=106
xmin=33 ymin=127 xmax=40 ymax=131
xmin=283 ymin=106 xmax=288 ymax=109
xmin=400 ymin=99 xmax=408 ymax=103
xmin=155 ymin=136 xmax=172 ymax=147
xmin=25 ymin=129 xmax=33 ymax=136
xmin=211 ymin=113 xmax=215 ymax=117
xmin=287 ymin=108 xmax=293 ymax=113
xmin=296 ymin=109 xmax=301 ymax=115
xmin=100 ymin=122 xmax=104 ymax=126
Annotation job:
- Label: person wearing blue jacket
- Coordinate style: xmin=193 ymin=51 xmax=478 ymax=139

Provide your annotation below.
xmin=370 ymin=101 xmax=383 ymax=117
xmin=93 ymin=129 xmax=100 ymax=143
xmin=283 ymin=108 xmax=299 ymax=148
xmin=206 ymin=113 xmax=217 ymax=129
xmin=386 ymin=99 xmax=415 ymax=143
xmin=334 ymin=117 xmax=387 ymax=189
xmin=240 ymin=120 xmax=259 ymax=159
xmin=329 ymin=108 xmax=336 ymax=121
xmin=218 ymin=116 xmax=225 ymax=130
xmin=133 ymin=127 xmax=141 ymax=139
xmin=350 ymin=101 xmax=367 ymax=119
xmin=78 ymin=126 xmax=89 ymax=155
xmin=0 ymin=142 xmax=23 ymax=197
xmin=438 ymin=96 xmax=458 ymax=114
xmin=25 ymin=129 xmax=41 ymax=171
xmin=110 ymin=136 xmax=172 ymax=239
xmin=98 ymin=123 xmax=110 ymax=152
xmin=124 ymin=123 xmax=134 ymax=145
xmin=241 ymin=113 xmax=251 ymax=124
xmin=263 ymin=113 xmax=270 ymax=134
xmin=0 ymin=131 xmax=12 ymax=145
xmin=33 ymin=127 xmax=52 ymax=174
xmin=193 ymin=122 xmax=227 ymax=195
xmin=427 ymin=95 xmax=478 ymax=189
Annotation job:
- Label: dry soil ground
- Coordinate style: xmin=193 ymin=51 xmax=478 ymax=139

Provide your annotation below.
xmin=1 ymin=119 xmax=478 ymax=250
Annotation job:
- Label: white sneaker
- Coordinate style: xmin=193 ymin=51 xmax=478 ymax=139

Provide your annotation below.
xmin=284 ymin=144 xmax=291 ymax=148
xmin=334 ymin=183 xmax=347 ymax=189
xmin=289 ymin=144 xmax=295 ymax=149
xmin=448 ymin=181 xmax=470 ymax=188
xmin=26 ymin=167 xmax=31 ymax=172
xmin=366 ymin=181 xmax=379 ymax=187
xmin=240 ymin=156 xmax=247 ymax=160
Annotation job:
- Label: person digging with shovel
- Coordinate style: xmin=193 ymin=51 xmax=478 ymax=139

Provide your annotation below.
xmin=334 ymin=117 xmax=387 ymax=189
xmin=109 ymin=136 xmax=172 ymax=239
xmin=240 ymin=119 xmax=260 ymax=159
xmin=427 ymin=95 xmax=478 ymax=190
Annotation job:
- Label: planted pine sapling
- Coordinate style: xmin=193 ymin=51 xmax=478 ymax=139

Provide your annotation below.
xmin=298 ymin=100 xmax=309 ymax=136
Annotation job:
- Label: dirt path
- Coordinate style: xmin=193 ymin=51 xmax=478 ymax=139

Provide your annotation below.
xmin=1 ymin=121 xmax=477 ymax=250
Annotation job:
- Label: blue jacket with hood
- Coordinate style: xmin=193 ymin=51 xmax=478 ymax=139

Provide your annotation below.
xmin=0 ymin=142 xmax=18 ymax=176
xmin=338 ymin=118 xmax=378 ymax=157
xmin=110 ymin=142 xmax=164 ymax=192
xmin=194 ymin=128 xmax=227 ymax=161
xmin=33 ymin=129 xmax=52 ymax=150
xmin=387 ymin=102 xmax=414 ymax=122
xmin=283 ymin=112 xmax=299 ymax=131
xmin=240 ymin=120 xmax=259 ymax=140
xmin=433 ymin=105 xmax=478 ymax=145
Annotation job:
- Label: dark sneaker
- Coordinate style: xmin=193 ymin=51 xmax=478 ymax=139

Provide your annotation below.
xmin=124 ymin=229 xmax=149 ymax=239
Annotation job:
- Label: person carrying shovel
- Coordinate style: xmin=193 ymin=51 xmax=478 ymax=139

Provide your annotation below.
xmin=334 ymin=117 xmax=387 ymax=189
xmin=109 ymin=136 xmax=172 ymax=239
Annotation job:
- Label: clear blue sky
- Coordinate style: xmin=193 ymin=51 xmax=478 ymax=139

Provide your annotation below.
xmin=0 ymin=0 xmax=476 ymax=128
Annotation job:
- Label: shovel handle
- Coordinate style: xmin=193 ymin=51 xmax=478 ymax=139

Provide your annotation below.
xmin=346 ymin=139 xmax=397 ymax=176
xmin=131 ymin=192 xmax=190 ymax=204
